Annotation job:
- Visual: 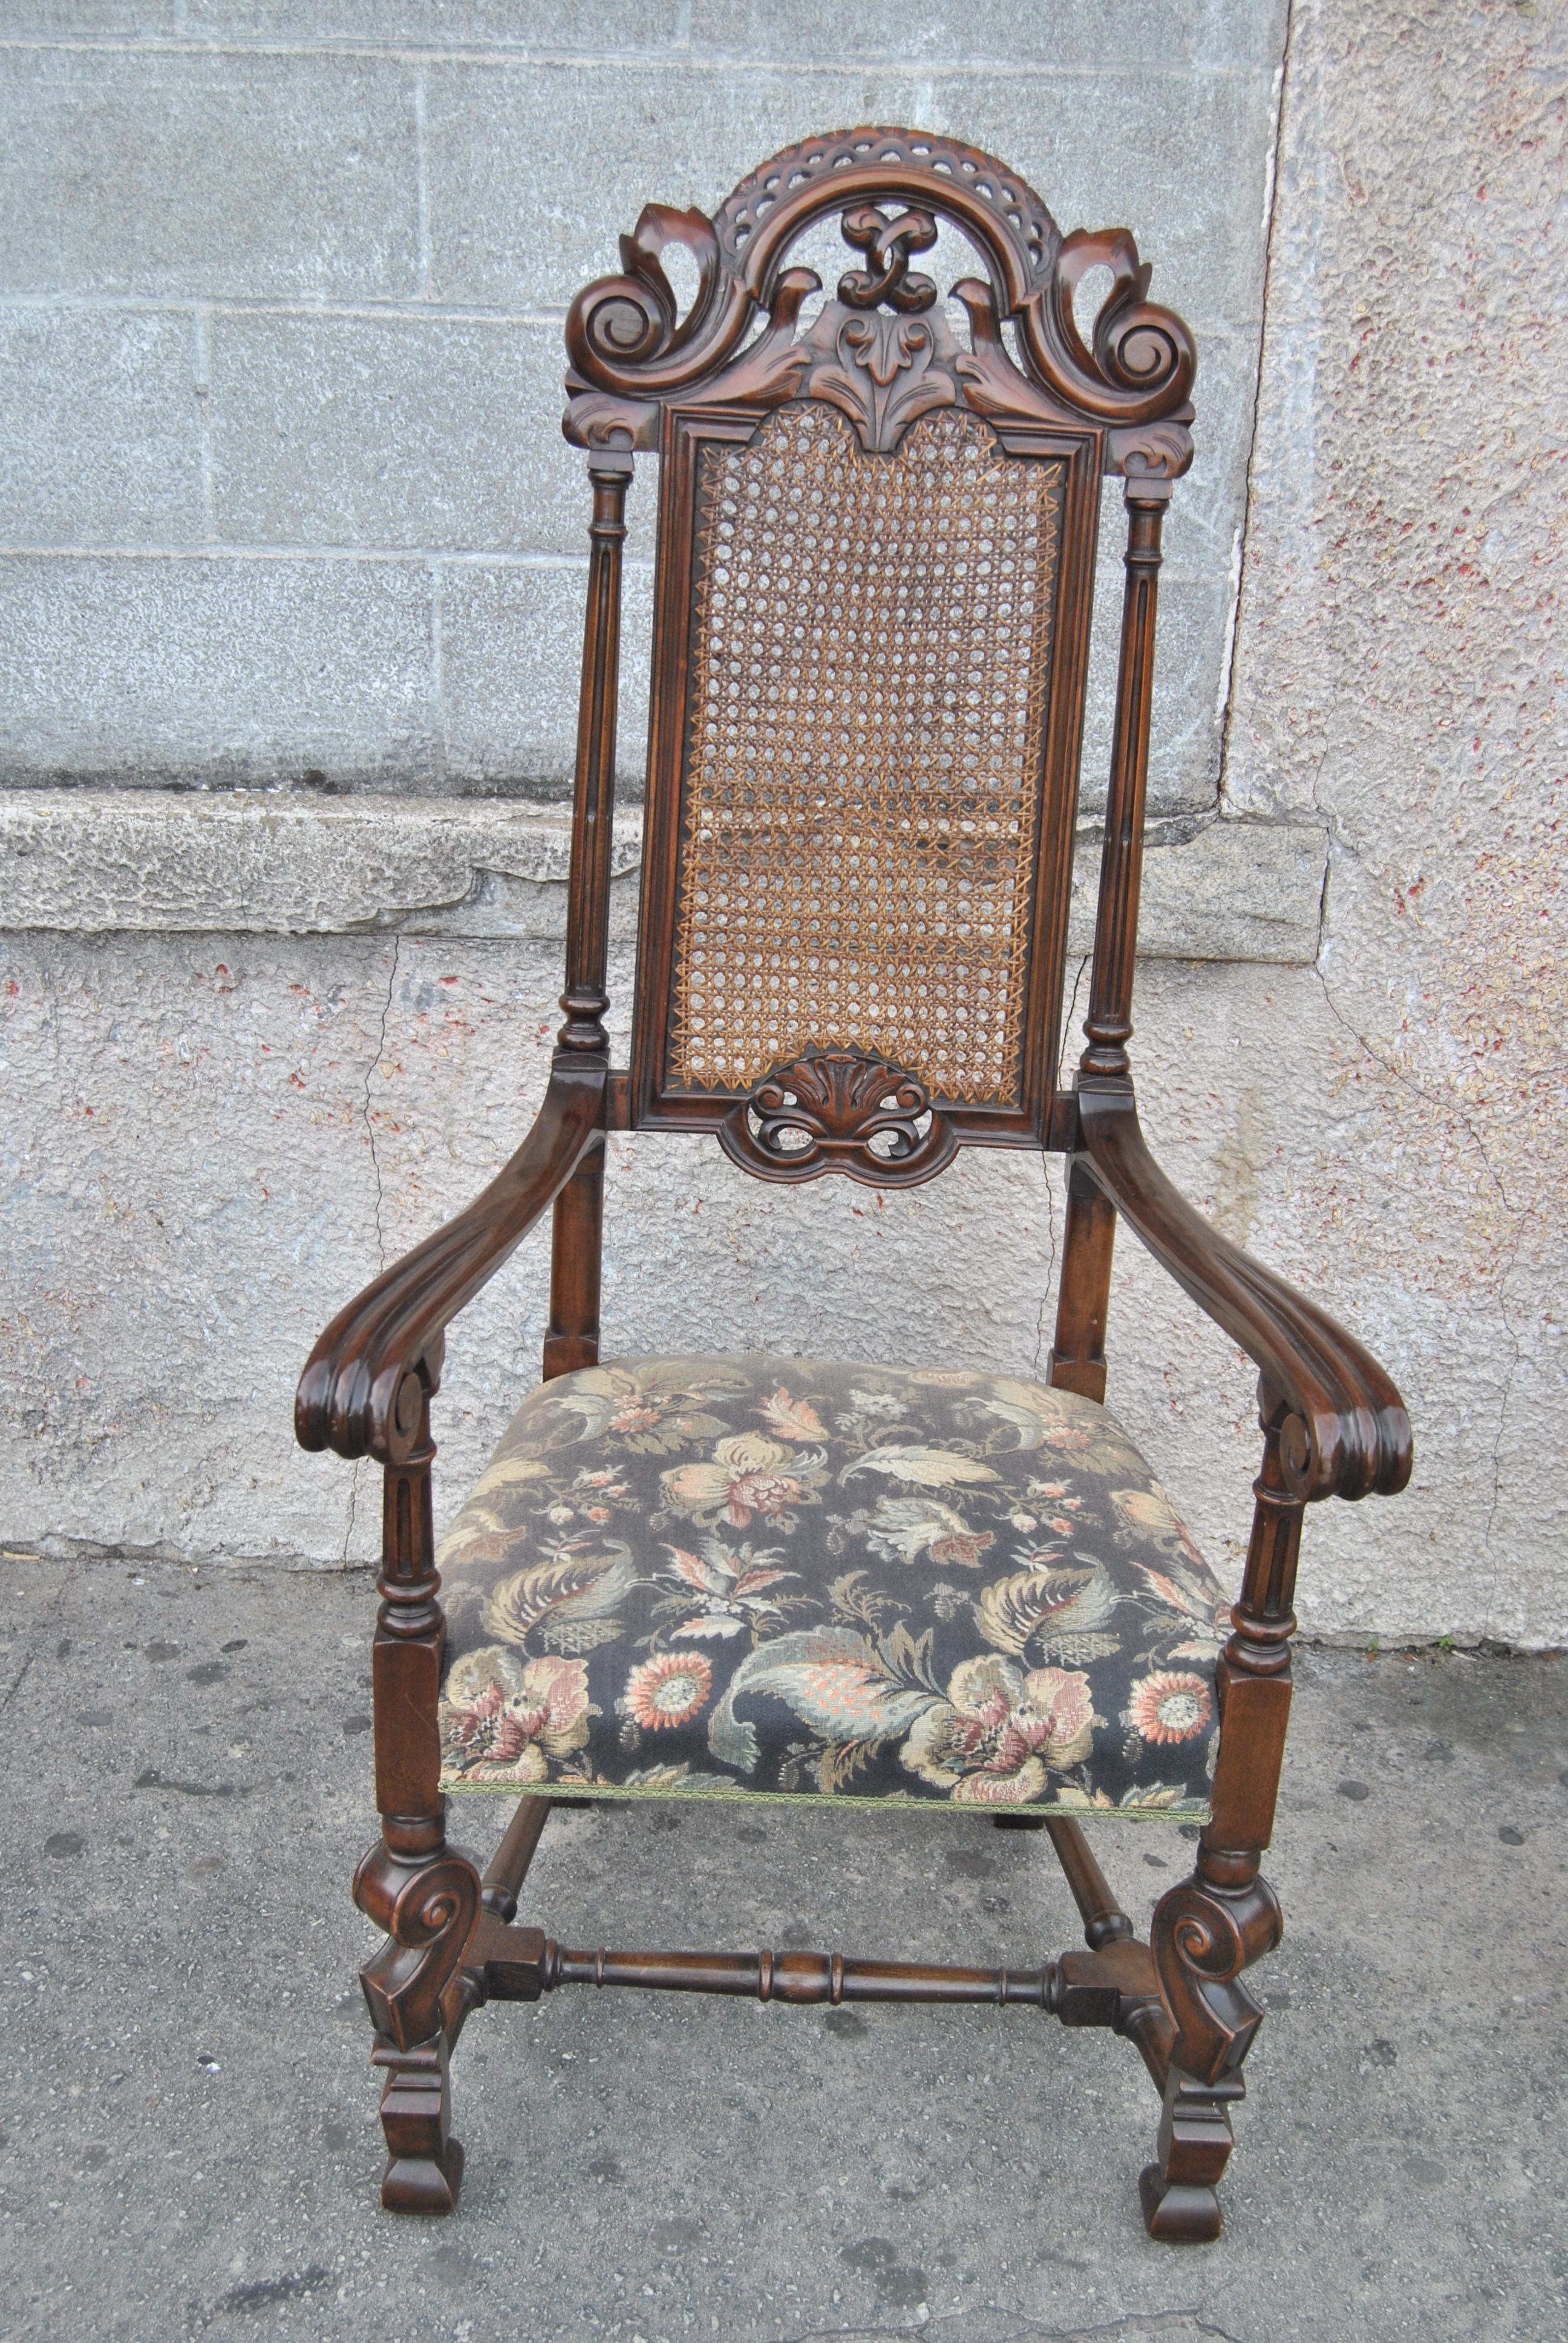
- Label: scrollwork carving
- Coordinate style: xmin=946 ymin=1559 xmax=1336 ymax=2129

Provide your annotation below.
xmin=718 ymin=1050 xmax=958 ymax=1187
xmin=1017 ymin=226 xmax=1196 ymax=429
xmin=1150 ymin=1868 xmax=1282 ymax=2087
xmin=561 ymin=128 xmax=1197 ymax=463
xmin=355 ymin=1838 xmax=483 ymax=2054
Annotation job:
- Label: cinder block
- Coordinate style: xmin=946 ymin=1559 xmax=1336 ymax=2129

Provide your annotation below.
xmin=920 ymin=70 xmax=1276 ymax=330
xmin=0 ymin=48 xmax=419 ymax=299
xmin=207 ymin=312 xmax=598 ymax=555
xmin=4 ymin=4 xmax=177 ymax=27
xmin=183 ymin=0 xmax=683 ymax=44
xmin=1161 ymin=325 xmax=1260 ymax=574
xmin=0 ymin=788 xmax=642 ymax=937
xmin=0 ymin=554 xmax=437 ymax=785
xmin=423 ymin=61 xmax=932 ymax=307
xmin=1069 ymin=815 xmax=1326 ymax=964
xmin=0 ymin=309 xmax=207 ymax=547
xmin=689 ymin=1 xmax=1290 ymax=73
xmin=440 ymin=556 xmax=655 ymax=793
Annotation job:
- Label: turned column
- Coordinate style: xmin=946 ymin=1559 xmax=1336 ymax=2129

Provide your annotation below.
xmin=546 ymin=444 xmax=629 ymax=1381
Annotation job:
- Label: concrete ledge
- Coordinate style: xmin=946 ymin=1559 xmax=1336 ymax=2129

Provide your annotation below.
xmin=0 ymin=789 xmax=1325 ymax=963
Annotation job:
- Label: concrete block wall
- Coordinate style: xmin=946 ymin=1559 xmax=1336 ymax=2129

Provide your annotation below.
xmin=2 ymin=1 xmax=1563 ymax=1645
xmin=0 ymin=2 xmax=1285 ymax=805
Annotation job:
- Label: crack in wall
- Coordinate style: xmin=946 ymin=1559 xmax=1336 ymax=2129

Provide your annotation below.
xmin=1213 ymin=0 xmax=1296 ymax=839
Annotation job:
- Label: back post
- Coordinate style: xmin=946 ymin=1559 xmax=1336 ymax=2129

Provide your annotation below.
xmin=1049 ymin=474 xmax=1172 ymax=1401
xmin=545 ymin=445 xmax=632 ymax=1381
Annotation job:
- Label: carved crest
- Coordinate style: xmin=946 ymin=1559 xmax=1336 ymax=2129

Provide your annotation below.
xmin=564 ymin=128 xmax=1195 ymax=478
xmin=718 ymin=1050 xmax=958 ymax=1187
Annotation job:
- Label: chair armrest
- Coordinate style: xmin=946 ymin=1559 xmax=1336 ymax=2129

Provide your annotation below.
xmin=1076 ymin=1081 xmax=1412 ymax=1504
xmin=295 ymin=1060 xmax=607 ymax=1463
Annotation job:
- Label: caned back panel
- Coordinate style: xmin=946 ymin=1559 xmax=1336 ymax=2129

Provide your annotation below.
xmin=655 ymin=401 xmax=1070 ymax=1115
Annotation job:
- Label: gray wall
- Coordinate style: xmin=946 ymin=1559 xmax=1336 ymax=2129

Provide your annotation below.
xmin=0 ymin=2 xmax=1285 ymax=809
xmin=3 ymin=1 xmax=1563 ymax=1647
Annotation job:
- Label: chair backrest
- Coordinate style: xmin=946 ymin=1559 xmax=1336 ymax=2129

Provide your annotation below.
xmin=557 ymin=128 xmax=1195 ymax=1187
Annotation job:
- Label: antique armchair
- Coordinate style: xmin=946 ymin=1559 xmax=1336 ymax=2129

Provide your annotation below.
xmin=297 ymin=129 xmax=1411 ymax=2242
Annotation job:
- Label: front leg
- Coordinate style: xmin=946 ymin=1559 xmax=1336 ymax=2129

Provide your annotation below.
xmin=354 ymin=1364 xmax=482 ymax=2215
xmin=1142 ymin=1858 xmax=1282 ymax=2240
xmin=1142 ymin=1386 xmax=1299 ymax=2240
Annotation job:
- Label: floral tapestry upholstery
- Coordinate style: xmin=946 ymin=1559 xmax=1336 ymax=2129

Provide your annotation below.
xmin=436 ymin=1355 xmax=1231 ymax=1819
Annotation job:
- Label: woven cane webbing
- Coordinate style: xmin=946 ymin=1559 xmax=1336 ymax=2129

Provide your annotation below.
xmin=666 ymin=402 xmax=1065 ymax=1105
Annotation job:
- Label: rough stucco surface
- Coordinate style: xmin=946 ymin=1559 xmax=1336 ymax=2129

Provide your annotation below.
xmin=1213 ymin=0 xmax=1568 ymax=1642
xmin=1 ymin=0 xmax=1564 ymax=1644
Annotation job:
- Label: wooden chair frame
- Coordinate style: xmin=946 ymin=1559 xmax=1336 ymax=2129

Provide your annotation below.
xmin=296 ymin=131 xmax=1411 ymax=2241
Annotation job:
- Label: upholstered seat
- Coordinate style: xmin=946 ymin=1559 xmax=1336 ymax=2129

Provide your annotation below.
xmin=436 ymin=1355 xmax=1228 ymax=1817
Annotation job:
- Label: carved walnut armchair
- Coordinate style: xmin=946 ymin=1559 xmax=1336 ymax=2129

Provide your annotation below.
xmin=297 ymin=130 xmax=1411 ymax=2242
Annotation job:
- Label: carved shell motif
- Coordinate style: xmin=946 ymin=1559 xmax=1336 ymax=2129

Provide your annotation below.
xmin=564 ymin=127 xmax=1195 ymax=476
xmin=719 ymin=1050 xmax=958 ymax=1187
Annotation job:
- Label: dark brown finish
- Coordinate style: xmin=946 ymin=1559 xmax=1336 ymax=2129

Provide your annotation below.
xmin=350 ymin=1374 xmax=482 ymax=2213
xmin=479 ymin=1794 xmax=552 ymax=1921
xmin=717 ymin=1049 xmax=958 ymax=1187
xmin=454 ymin=1909 xmax=1161 ymax=2031
xmin=295 ymin=127 xmax=1411 ymax=2242
xmin=1045 ymin=1817 xmax=1135 ymax=1950
xmin=1048 ymin=1156 xmax=1119 ymax=1404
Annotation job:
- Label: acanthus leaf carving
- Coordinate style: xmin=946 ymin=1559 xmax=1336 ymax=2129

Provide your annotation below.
xmin=677 ymin=267 xmax=820 ymax=416
xmin=718 ymin=1049 xmax=958 ymax=1187
xmin=563 ymin=134 xmax=1197 ymax=456
xmin=801 ymin=301 xmax=958 ymax=454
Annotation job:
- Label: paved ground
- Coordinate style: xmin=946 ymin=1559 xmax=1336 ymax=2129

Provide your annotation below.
xmin=3 ymin=1558 xmax=1564 ymax=2343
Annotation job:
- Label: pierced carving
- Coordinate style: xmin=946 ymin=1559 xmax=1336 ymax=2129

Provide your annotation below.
xmin=716 ymin=128 xmax=1060 ymax=297
xmin=837 ymin=203 xmax=939 ymax=312
xmin=718 ymin=1050 xmax=958 ymax=1187
xmin=563 ymin=125 xmax=1197 ymax=466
